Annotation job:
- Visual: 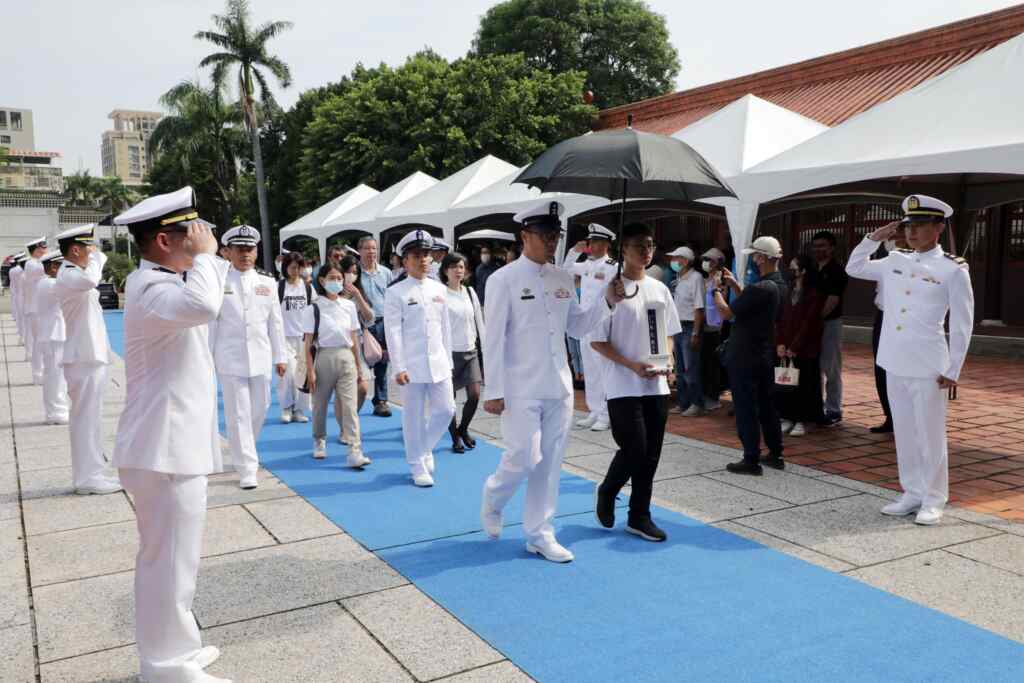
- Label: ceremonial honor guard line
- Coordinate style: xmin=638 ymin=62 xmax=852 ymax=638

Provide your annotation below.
xmin=3 ymin=310 xmax=1020 ymax=681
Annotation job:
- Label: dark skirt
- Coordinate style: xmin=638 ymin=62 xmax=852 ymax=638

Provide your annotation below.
xmin=452 ymin=350 xmax=482 ymax=391
xmin=774 ymin=356 xmax=825 ymax=424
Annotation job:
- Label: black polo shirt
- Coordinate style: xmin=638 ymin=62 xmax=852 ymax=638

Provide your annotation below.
xmin=817 ymin=258 xmax=849 ymax=321
xmin=724 ymin=271 xmax=787 ymax=368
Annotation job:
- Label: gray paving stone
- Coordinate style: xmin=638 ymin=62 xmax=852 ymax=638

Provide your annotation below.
xmin=40 ymin=645 xmax=137 ymax=683
xmin=946 ymin=533 xmax=1024 ymax=577
xmin=703 ymin=469 xmax=861 ymax=505
xmin=344 ymin=584 xmax=503 ymax=681
xmin=0 ymin=624 xmax=35 ymax=683
xmin=562 ymin=438 xmax=615 ymax=458
xmin=19 ymin=466 xmax=75 ymax=500
xmin=0 ymin=518 xmax=27 ymax=585
xmin=0 ymin=579 xmax=29 ymax=631
xmin=14 ymin=443 xmax=72 ymax=472
xmin=23 ymin=489 xmax=134 ymax=536
xmin=244 ymin=495 xmax=341 ymax=544
xmin=28 ymin=505 xmax=275 ymax=586
xmin=816 ymin=474 xmax=898 ymax=499
xmin=738 ymin=494 xmax=1002 ymax=567
xmin=34 ymin=569 xmax=135 ymax=661
xmin=651 ymin=475 xmax=791 ymax=524
xmin=713 ymin=521 xmax=856 ymax=573
xmin=569 ymin=446 xmax=734 ymax=482
xmin=204 ymin=471 xmax=294 ymax=508
xmin=438 ymin=661 xmax=533 ymax=682
xmin=849 ymin=550 xmax=1024 ymax=644
xmin=567 ymin=427 xmax=619 ymax=448
xmin=194 ymin=534 xmax=407 ymax=627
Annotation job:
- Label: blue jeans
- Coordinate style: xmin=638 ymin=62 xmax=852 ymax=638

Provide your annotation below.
xmin=674 ymin=322 xmax=704 ymax=411
xmin=369 ymin=319 xmax=389 ymax=404
xmin=567 ymin=336 xmax=584 ymax=376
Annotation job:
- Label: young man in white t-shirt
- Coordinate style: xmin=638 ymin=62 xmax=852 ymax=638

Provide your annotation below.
xmin=591 ymin=223 xmax=682 ymax=542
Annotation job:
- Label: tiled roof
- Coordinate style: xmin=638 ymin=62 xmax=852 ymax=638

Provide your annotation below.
xmin=598 ymin=4 xmax=1024 ymax=133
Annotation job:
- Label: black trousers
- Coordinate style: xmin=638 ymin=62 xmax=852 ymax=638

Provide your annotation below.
xmin=727 ymin=360 xmax=784 ymax=463
xmin=601 ymin=395 xmax=669 ymax=522
xmin=775 ymin=356 xmax=825 ymax=424
xmin=872 ymin=309 xmax=892 ymax=423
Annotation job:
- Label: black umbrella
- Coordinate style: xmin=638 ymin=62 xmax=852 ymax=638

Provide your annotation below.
xmin=514 ymin=115 xmax=735 ymax=295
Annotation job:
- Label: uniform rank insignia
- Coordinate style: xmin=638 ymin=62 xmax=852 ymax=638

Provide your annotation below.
xmin=594 ymin=272 xmax=605 ymax=281
xmin=922 ymin=276 xmax=942 ymax=285
xmin=255 ymin=285 xmax=271 ymax=296
xmin=520 ymin=288 xmax=535 ymax=300
xmin=893 ymin=269 xmax=903 ymax=275
xmin=224 ymin=286 xmax=234 ymax=295
xmin=554 ymin=288 xmax=571 ymax=299
xmin=407 ymin=299 xmax=418 ymax=306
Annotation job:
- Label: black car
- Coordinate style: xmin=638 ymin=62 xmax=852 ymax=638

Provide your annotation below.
xmin=97 ymin=282 xmax=119 ymax=310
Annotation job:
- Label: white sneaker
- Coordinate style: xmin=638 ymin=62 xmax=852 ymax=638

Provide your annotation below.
xmin=292 ymin=410 xmax=309 ymax=423
xmin=346 ymin=450 xmax=371 ymax=468
xmin=74 ymin=478 xmax=123 ymax=495
xmin=575 ymin=414 xmax=597 ymax=429
xmin=590 ymin=420 xmax=610 ymax=432
xmin=780 ymin=419 xmax=794 ymax=433
xmin=239 ymin=473 xmax=258 ymax=490
xmin=280 ymin=408 xmax=293 ymax=424
xmin=338 ymin=435 xmax=349 ymax=445
xmin=915 ymin=507 xmax=943 ymax=526
xmin=313 ymin=438 xmax=326 ymax=459
xmin=789 ymin=422 xmax=806 ymax=437
xmin=412 ymin=472 xmax=435 ymax=487
xmin=48 ymin=416 xmax=70 ymax=426
xmin=881 ymin=496 xmax=921 ymax=517
xmin=526 ymin=540 xmax=574 ymax=563
xmin=481 ymin=485 xmax=503 ymax=539
xmin=681 ymin=405 xmax=703 ymax=417
xmin=192 ymin=646 xmax=221 ymax=670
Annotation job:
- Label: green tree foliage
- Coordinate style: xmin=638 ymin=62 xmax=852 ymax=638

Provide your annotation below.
xmin=102 ymin=252 xmax=136 ymax=290
xmin=473 ymin=0 xmax=680 ymax=109
xmin=64 ymin=172 xmax=138 ymax=212
xmin=296 ymin=51 xmax=595 ymax=212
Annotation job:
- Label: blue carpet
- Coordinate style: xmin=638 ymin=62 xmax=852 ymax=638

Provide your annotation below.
xmin=104 ymin=311 xmax=1024 ymax=681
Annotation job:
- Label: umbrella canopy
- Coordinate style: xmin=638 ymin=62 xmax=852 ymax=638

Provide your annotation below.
xmin=514 ymin=125 xmax=736 ymax=202
xmin=458 ymin=229 xmax=516 ymax=243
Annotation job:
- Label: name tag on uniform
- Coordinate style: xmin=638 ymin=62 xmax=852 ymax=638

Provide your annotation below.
xmin=892 ymin=269 xmax=903 ymax=275
xmin=554 ymin=288 xmax=571 ymax=299
xmin=255 ymin=285 xmax=271 ymax=296
xmin=520 ymin=287 xmax=535 ymax=300
xmin=407 ymin=299 xmax=418 ymax=306
xmin=224 ymin=286 xmax=235 ymax=295
xmin=594 ymin=273 xmax=606 ymax=281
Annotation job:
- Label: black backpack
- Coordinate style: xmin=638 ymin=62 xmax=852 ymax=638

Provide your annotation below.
xmin=278 ymin=279 xmax=312 ymax=306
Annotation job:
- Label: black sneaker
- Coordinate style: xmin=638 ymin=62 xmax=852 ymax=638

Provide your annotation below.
xmin=823 ymin=413 xmax=842 ymax=427
xmin=626 ymin=517 xmax=667 ymax=542
xmin=373 ymin=402 xmax=392 ymax=418
xmin=726 ymin=460 xmax=763 ymax=476
xmin=594 ymin=485 xmax=615 ymax=529
xmin=869 ymin=421 xmax=894 ymax=434
xmin=761 ymin=454 xmax=785 ymax=470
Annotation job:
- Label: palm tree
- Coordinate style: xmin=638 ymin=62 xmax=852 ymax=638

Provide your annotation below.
xmin=149 ymin=81 xmax=248 ymax=229
xmin=195 ymin=0 xmax=293 ymax=270
xmin=97 ymin=176 xmax=136 ymax=213
xmin=65 ymin=170 xmax=102 ymax=206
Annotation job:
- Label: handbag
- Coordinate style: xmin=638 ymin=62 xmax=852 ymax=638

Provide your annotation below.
xmin=774 ymin=358 xmax=800 ymax=389
xmin=298 ymin=304 xmax=320 ymax=394
xmin=468 ymin=286 xmax=484 ymax=381
xmin=362 ymin=324 xmax=383 ymax=366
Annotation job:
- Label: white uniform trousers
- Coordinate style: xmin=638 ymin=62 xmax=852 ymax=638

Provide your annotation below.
xmin=24 ymin=314 xmax=43 ymax=382
xmin=220 ymin=374 xmax=271 ymax=477
xmin=65 ymin=363 xmax=110 ymax=489
xmin=41 ymin=341 xmax=69 ymax=422
xmin=581 ymin=334 xmax=609 ymax=422
xmin=888 ymin=373 xmax=949 ymax=509
xmin=399 ymin=379 xmax=455 ymax=476
xmin=485 ymin=395 xmax=573 ymax=546
xmin=277 ymin=336 xmax=311 ymax=415
xmin=119 ymin=468 xmax=208 ymax=683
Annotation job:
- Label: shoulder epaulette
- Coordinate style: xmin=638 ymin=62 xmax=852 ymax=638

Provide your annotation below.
xmin=944 ymin=253 xmax=968 ymax=266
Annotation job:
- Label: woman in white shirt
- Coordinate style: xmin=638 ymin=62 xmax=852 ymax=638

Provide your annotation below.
xmin=440 ymin=253 xmax=486 ymax=453
xmin=337 ymin=255 xmax=376 ymax=413
xmin=303 ymin=263 xmax=371 ymax=466
xmin=278 ymin=253 xmax=316 ymax=423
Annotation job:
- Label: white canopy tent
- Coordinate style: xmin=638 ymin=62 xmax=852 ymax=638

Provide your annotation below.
xmin=741 ymin=32 xmax=1024 ymax=236
xmin=670 ymin=94 xmax=828 ymax=271
xmin=458 ymin=229 xmax=516 ymax=243
xmin=278 ymin=184 xmax=378 ymax=261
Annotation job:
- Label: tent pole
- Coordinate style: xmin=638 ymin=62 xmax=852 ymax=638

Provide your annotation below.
xmin=618 ymin=178 xmax=639 ymax=298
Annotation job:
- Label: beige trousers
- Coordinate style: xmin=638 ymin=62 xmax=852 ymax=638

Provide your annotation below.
xmin=312 ymin=346 xmax=361 ymax=450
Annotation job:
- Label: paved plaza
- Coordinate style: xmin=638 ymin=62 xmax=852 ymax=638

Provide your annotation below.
xmin=2 ymin=314 xmax=1023 ymax=681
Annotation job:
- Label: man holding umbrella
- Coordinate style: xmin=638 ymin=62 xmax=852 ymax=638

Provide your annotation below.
xmin=480 ymin=200 xmax=625 ymax=563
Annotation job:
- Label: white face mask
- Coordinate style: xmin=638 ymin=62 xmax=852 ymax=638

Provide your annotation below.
xmin=702 ymin=259 xmax=713 ymax=271
xmin=480 ymin=253 xmax=491 ymax=264
xmin=324 ymin=281 xmax=344 ymax=295
xmin=343 ymin=273 xmax=357 ymax=285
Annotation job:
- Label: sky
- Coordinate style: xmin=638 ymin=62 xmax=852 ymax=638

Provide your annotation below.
xmin=4 ymin=0 xmax=1020 ymax=175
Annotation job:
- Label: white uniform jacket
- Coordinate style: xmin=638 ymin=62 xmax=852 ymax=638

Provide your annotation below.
xmin=112 ymin=254 xmax=229 ymax=475
xmin=383 ymin=275 xmax=453 ymax=384
xmin=22 ymin=258 xmax=45 ymax=315
xmin=33 ymin=278 xmax=66 ymax=342
xmin=483 ymin=257 xmax=613 ymax=402
xmin=53 ymin=251 xmax=111 ymax=366
xmin=210 ymin=268 xmax=287 ymax=378
xmin=563 ymin=247 xmax=619 ymax=309
xmin=847 ymin=237 xmax=973 ymax=381
xmin=9 ymin=266 xmax=22 ymax=319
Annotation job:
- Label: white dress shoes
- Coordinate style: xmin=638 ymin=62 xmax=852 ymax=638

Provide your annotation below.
xmin=914 ymin=507 xmax=943 ymax=525
xmin=239 ymin=473 xmax=258 ymax=490
xmin=412 ymin=472 xmax=435 ymax=487
xmin=589 ymin=420 xmax=610 ymax=432
xmin=526 ymin=540 xmax=575 ymax=563
xmin=74 ymin=478 xmax=123 ymax=495
xmin=192 ymin=645 xmax=221 ymax=669
xmin=881 ymin=496 xmax=921 ymax=516
xmin=575 ymin=414 xmax=597 ymax=429
xmin=347 ymin=450 xmax=371 ymax=468
xmin=280 ymin=408 xmax=293 ymax=424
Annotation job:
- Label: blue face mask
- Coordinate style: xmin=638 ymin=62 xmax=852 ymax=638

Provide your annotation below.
xmin=670 ymin=261 xmax=683 ymax=273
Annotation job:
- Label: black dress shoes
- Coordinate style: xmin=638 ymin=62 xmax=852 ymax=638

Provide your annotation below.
xmin=870 ymin=421 xmax=894 ymax=434
xmin=726 ymin=460 xmax=764 ymax=476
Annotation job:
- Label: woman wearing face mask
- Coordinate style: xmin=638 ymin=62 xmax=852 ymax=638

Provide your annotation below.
xmin=278 ymin=253 xmax=316 ymax=424
xmin=699 ymin=248 xmax=727 ymax=410
xmin=338 ymin=255 xmax=374 ymax=417
xmin=303 ymin=263 xmax=371 ymax=466
xmin=440 ymin=252 xmax=486 ymax=453
xmin=774 ymin=254 xmax=826 ymax=437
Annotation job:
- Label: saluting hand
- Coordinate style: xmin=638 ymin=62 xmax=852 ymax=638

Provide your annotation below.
xmin=870 ymin=221 xmax=902 ymax=242
xmin=484 ymin=399 xmax=505 ymax=415
xmin=184 ymin=221 xmax=218 ymax=257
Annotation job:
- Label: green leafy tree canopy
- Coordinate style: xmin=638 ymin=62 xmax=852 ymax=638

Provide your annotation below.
xmin=473 ymin=0 xmax=680 ymax=109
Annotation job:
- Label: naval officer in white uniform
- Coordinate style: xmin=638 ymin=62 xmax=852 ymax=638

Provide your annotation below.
xmin=113 ymin=187 xmax=232 ymax=683
xmin=847 ymin=194 xmax=974 ymax=526
xmin=384 ymin=229 xmax=455 ymax=487
xmin=53 ymin=224 xmax=122 ymax=495
xmin=563 ymin=223 xmax=619 ymax=432
xmin=210 ymin=225 xmax=288 ymax=490
xmin=9 ymin=253 xmax=26 ymax=342
xmin=35 ymin=252 xmax=70 ymax=425
xmin=481 ymin=201 xmax=624 ymax=563
xmin=22 ymin=237 xmax=49 ymax=384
